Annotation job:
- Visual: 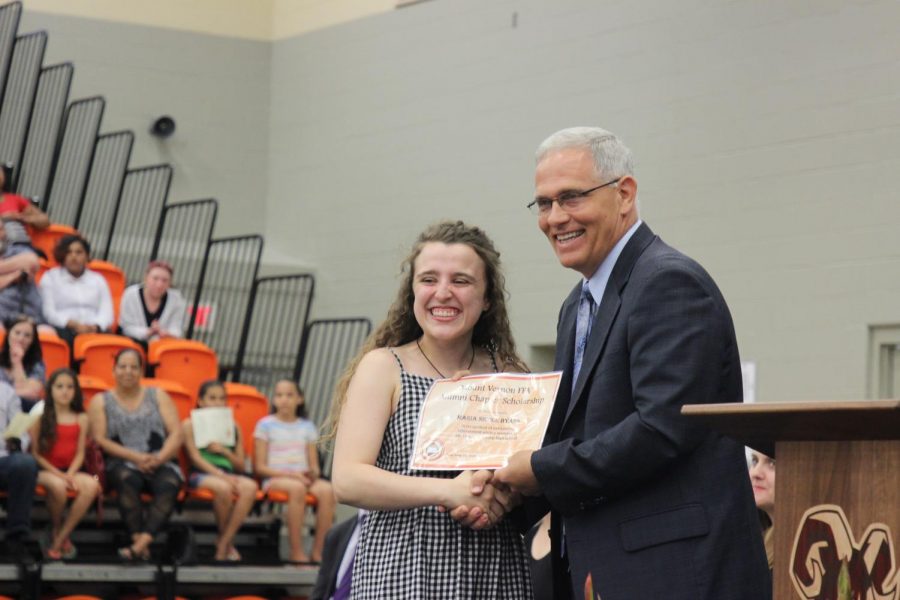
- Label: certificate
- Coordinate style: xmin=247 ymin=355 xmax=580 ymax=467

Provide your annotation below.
xmin=191 ymin=407 xmax=236 ymax=448
xmin=409 ymin=372 xmax=562 ymax=471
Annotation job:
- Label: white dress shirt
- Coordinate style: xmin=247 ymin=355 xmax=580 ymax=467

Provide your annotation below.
xmin=39 ymin=266 xmax=114 ymax=330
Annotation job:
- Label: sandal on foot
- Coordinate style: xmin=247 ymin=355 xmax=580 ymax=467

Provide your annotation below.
xmin=118 ymin=545 xmax=148 ymax=562
xmin=43 ymin=547 xmax=63 ymax=562
xmin=61 ymin=538 xmax=77 ymax=560
xmin=226 ymin=546 xmax=241 ymax=562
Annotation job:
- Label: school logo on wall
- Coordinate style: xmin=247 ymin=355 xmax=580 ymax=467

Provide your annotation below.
xmin=790 ymin=504 xmax=898 ymax=599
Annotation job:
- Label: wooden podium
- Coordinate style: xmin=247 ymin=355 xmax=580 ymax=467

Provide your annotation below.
xmin=682 ymin=400 xmax=900 ymax=600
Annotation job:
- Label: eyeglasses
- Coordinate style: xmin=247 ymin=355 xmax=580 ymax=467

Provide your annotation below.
xmin=526 ymin=177 xmax=621 ymax=216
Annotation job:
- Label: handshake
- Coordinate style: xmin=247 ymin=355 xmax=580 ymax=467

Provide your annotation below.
xmin=439 ymin=449 xmax=542 ymax=530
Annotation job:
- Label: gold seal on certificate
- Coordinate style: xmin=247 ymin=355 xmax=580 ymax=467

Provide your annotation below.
xmin=409 ymin=372 xmax=562 ymax=471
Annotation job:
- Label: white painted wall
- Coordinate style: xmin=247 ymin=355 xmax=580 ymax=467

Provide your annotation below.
xmin=266 ymin=0 xmax=900 ymax=401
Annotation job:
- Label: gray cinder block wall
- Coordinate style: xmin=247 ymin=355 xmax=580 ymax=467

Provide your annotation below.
xmin=21 ymin=0 xmax=900 ymax=401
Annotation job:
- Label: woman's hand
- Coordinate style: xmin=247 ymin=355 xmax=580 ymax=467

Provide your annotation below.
xmin=441 ymin=471 xmax=506 ymax=527
xmin=9 ymin=343 xmax=24 ymax=365
xmin=136 ymin=453 xmax=160 ymax=473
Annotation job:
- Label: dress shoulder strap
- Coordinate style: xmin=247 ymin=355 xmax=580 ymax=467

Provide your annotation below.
xmin=387 ymin=347 xmax=405 ymax=371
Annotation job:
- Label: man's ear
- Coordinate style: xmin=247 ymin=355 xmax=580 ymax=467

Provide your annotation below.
xmin=617 ymin=176 xmax=637 ymax=215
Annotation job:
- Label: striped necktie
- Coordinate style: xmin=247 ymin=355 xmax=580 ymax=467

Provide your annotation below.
xmin=572 ymin=283 xmax=595 ymax=392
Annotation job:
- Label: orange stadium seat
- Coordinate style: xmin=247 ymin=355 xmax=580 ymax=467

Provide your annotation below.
xmin=27 ymin=223 xmax=77 ymax=265
xmin=78 ymin=374 xmax=111 ymax=402
xmin=78 ymin=375 xmax=112 ymax=408
xmin=38 ymin=329 xmax=70 ymax=375
xmin=140 ymin=377 xmax=193 ymax=420
xmin=224 ymin=382 xmax=269 ymax=461
xmin=73 ymin=334 xmax=144 ymax=387
xmin=87 ymin=259 xmax=126 ymax=328
xmin=148 ymin=339 xmax=218 ymax=398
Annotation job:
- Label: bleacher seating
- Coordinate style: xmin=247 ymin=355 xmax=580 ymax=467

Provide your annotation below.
xmin=77 ymin=373 xmax=110 ymax=401
xmin=73 ymin=333 xmax=144 ymax=387
xmin=148 ymin=338 xmax=218 ymax=399
xmin=0 ymin=1 xmax=374 ymax=595
xmin=87 ymin=259 xmax=126 ymax=327
xmin=224 ymin=382 xmax=269 ymax=465
xmin=37 ymin=329 xmax=69 ymax=374
xmin=26 ymin=222 xmax=76 ymax=263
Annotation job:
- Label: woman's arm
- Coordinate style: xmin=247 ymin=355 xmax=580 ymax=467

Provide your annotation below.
xmin=67 ymin=413 xmax=89 ymax=474
xmin=216 ymin=426 xmax=245 ymax=473
xmin=153 ymin=389 xmax=184 ymax=464
xmin=182 ymin=419 xmax=225 ymax=475
xmin=19 ymin=203 xmax=50 ymax=229
xmin=93 ymin=275 xmax=115 ymax=331
xmin=87 ymin=393 xmax=147 ymax=463
xmin=8 ymin=364 xmax=43 ymax=400
xmin=332 ymin=349 xmax=495 ymax=513
xmin=118 ymin=287 xmax=150 ymax=340
xmin=306 ymin=434 xmax=321 ymax=481
xmin=160 ymin=290 xmax=186 ymax=338
xmin=38 ymin=271 xmax=67 ymax=329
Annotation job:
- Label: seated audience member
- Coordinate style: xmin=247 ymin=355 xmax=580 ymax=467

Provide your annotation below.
xmin=0 ymin=380 xmax=39 ymax=561
xmin=0 ymin=166 xmax=49 ymax=249
xmin=0 ymin=315 xmax=45 ymax=412
xmin=254 ymin=380 xmax=334 ymax=564
xmin=30 ymin=369 xmax=100 ymax=560
xmin=39 ymin=234 xmax=113 ymax=346
xmin=87 ymin=348 xmax=183 ymax=562
xmin=119 ymin=260 xmax=186 ymax=345
xmin=311 ymin=512 xmax=363 ymax=600
xmin=182 ymin=380 xmax=258 ymax=562
xmin=0 ymin=220 xmax=43 ymax=324
xmin=749 ymin=449 xmax=775 ymax=571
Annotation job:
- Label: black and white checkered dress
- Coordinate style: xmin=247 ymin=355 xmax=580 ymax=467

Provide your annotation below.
xmin=350 ymin=352 xmax=533 ymax=599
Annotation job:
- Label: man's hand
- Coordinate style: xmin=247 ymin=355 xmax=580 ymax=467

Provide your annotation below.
xmin=494 ymin=450 xmax=541 ymax=496
xmin=444 ymin=470 xmax=523 ymax=530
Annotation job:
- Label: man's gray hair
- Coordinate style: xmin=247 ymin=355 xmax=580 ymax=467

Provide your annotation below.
xmin=535 ymin=127 xmax=634 ymax=179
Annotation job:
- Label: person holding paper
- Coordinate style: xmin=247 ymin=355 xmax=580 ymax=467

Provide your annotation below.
xmin=330 ymin=220 xmax=532 ymax=599
xmin=0 ymin=380 xmax=38 ymax=561
xmin=182 ymin=380 xmax=258 ymax=562
xmin=487 ymin=127 xmax=769 ymax=599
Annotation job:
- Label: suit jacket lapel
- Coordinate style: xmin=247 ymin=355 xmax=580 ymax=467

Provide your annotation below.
xmin=545 ymin=287 xmax=579 ymax=442
xmin=562 ymin=223 xmax=657 ymax=429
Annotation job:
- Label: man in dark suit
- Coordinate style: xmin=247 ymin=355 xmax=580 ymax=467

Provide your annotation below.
xmin=310 ymin=514 xmax=359 ymax=600
xmin=493 ymin=127 xmax=770 ymax=599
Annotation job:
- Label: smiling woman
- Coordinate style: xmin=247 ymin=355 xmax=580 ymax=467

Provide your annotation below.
xmin=326 ymin=220 xmax=533 ymax=599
